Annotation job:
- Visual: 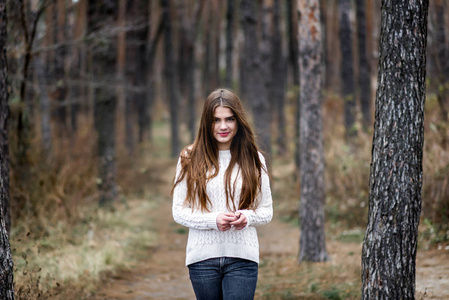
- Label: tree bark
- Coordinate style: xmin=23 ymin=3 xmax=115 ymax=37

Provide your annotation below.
xmin=287 ymin=0 xmax=300 ymax=175
xmin=356 ymin=0 xmax=372 ymax=131
xmin=338 ymin=0 xmax=357 ymax=137
xmin=88 ymin=0 xmax=119 ymax=206
xmin=133 ymin=0 xmax=150 ymax=144
xmin=0 ymin=0 xmax=10 ymax=236
xmin=271 ymin=0 xmax=287 ymax=156
xmin=144 ymin=3 xmax=164 ymax=143
xmin=361 ymin=1 xmax=429 ymax=298
xmin=297 ymin=0 xmax=329 ymax=263
xmin=240 ymin=0 xmax=271 ymax=156
xmin=212 ymin=0 xmax=222 ymax=89
xmin=225 ymin=0 xmax=235 ymax=88
xmin=0 ymin=1 xmax=15 ymax=296
xmin=202 ymin=1 xmax=212 ymax=95
xmin=185 ymin=0 xmax=204 ymax=141
xmin=69 ymin=0 xmax=88 ymax=135
xmin=161 ymin=0 xmax=180 ymax=157
xmin=0 ymin=163 xmax=14 ymax=300
xmin=53 ymin=0 xmax=68 ymax=137
xmin=431 ymin=0 xmax=449 ymax=147
xmin=123 ymin=0 xmax=136 ymax=155
xmin=323 ymin=0 xmax=339 ymax=92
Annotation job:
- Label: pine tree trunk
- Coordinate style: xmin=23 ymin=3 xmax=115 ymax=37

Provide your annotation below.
xmin=271 ymin=0 xmax=287 ymax=156
xmin=178 ymin=1 xmax=188 ymax=96
xmin=356 ymin=0 xmax=372 ymax=131
xmin=70 ymin=0 xmax=87 ymax=135
xmin=338 ymin=0 xmax=357 ymax=137
xmin=240 ymin=0 xmax=271 ymax=156
xmin=212 ymin=1 xmax=222 ymax=88
xmin=432 ymin=0 xmax=449 ymax=147
xmin=161 ymin=0 xmax=180 ymax=157
xmin=0 ymin=0 xmax=10 ymax=235
xmin=186 ymin=0 xmax=205 ymax=141
xmin=53 ymin=0 xmax=68 ymax=137
xmin=0 ymin=167 xmax=14 ymax=300
xmin=324 ymin=0 xmax=339 ymax=92
xmin=145 ymin=3 xmax=163 ymax=143
xmin=225 ymin=0 xmax=235 ymax=88
xmin=298 ymin=0 xmax=329 ymax=263
xmin=286 ymin=0 xmax=300 ymax=175
xmin=361 ymin=1 xmax=429 ymax=298
xmin=88 ymin=0 xmax=119 ymax=206
xmin=0 ymin=1 xmax=15 ymax=296
xmin=134 ymin=5 xmax=149 ymax=144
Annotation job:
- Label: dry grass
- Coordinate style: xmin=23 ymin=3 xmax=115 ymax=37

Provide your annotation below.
xmin=12 ymin=194 xmax=160 ymax=299
xmin=7 ymin=91 xmax=449 ymax=298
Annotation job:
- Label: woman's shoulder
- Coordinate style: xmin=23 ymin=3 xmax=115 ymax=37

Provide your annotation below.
xmin=179 ymin=144 xmax=194 ymax=158
xmin=257 ymin=151 xmax=267 ymax=163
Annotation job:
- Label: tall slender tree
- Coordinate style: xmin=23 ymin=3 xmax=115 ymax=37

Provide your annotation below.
xmin=356 ymin=0 xmax=372 ymax=131
xmin=338 ymin=0 xmax=357 ymax=137
xmin=297 ymin=0 xmax=328 ymax=262
xmin=271 ymin=0 xmax=287 ymax=156
xmin=87 ymin=0 xmax=119 ymax=206
xmin=225 ymin=0 xmax=235 ymax=88
xmin=0 ymin=0 xmax=10 ymax=234
xmin=70 ymin=0 xmax=88 ymax=135
xmin=361 ymin=1 xmax=429 ymax=298
xmin=431 ymin=0 xmax=449 ymax=147
xmin=286 ymin=0 xmax=300 ymax=174
xmin=202 ymin=1 xmax=212 ymax=95
xmin=53 ymin=0 xmax=68 ymax=137
xmin=240 ymin=0 xmax=271 ymax=156
xmin=144 ymin=3 xmax=164 ymax=143
xmin=184 ymin=0 xmax=205 ymax=141
xmin=0 ymin=1 xmax=15 ymax=296
xmin=161 ymin=0 xmax=180 ymax=157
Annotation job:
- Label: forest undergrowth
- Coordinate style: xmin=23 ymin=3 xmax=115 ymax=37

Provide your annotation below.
xmin=8 ymin=93 xmax=449 ymax=299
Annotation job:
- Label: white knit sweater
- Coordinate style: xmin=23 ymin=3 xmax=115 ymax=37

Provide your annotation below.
xmin=172 ymin=150 xmax=273 ymax=266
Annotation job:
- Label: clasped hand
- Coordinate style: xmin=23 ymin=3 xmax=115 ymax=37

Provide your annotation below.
xmin=216 ymin=212 xmax=247 ymax=231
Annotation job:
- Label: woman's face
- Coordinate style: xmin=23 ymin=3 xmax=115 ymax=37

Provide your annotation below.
xmin=213 ymin=106 xmax=238 ymax=150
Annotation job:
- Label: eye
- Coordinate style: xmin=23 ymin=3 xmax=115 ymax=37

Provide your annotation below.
xmin=227 ymin=117 xmax=235 ymax=122
xmin=214 ymin=118 xmax=220 ymax=122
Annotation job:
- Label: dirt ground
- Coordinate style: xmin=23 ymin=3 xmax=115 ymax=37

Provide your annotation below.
xmin=86 ymin=156 xmax=449 ymax=299
xmin=87 ymin=197 xmax=449 ymax=300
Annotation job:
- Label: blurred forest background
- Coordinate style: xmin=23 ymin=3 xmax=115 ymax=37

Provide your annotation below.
xmin=1 ymin=0 xmax=449 ymax=298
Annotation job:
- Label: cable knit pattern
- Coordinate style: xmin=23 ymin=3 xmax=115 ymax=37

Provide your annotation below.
xmin=172 ymin=150 xmax=273 ymax=266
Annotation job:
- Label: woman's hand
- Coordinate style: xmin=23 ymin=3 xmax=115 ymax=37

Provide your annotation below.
xmin=216 ymin=213 xmax=237 ymax=231
xmin=230 ymin=211 xmax=247 ymax=230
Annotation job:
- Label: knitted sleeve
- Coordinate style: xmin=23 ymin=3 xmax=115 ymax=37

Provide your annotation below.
xmin=238 ymin=152 xmax=273 ymax=227
xmin=172 ymin=158 xmax=220 ymax=230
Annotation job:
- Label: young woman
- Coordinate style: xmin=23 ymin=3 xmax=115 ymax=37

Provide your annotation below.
xmin=172 ymin=88 xmax=273 ymax=299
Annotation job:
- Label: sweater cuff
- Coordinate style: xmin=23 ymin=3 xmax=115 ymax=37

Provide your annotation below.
xmin=205 ymin=212 xmax=220 ymax=230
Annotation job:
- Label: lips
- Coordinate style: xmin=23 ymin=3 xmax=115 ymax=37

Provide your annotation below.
xmin=219 ymin=132 xmax=230 ymax=137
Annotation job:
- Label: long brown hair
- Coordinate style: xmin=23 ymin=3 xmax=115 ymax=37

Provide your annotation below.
xmin=172 ymin=88 xmax=267 ymax=212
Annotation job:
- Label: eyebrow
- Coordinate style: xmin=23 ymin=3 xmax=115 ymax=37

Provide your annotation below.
xmin=214 ymin=115 xmax=235 ymax=119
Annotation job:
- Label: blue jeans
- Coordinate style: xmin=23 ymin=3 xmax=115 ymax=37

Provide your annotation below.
xmin=188 ymin=257 xmax=258 ymax=300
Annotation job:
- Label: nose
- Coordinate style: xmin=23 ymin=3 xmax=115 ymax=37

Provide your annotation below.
xmin=219 ymin=120 xmax=227 ymax=130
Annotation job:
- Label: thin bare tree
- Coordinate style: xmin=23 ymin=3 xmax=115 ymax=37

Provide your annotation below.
xmin=298 ymin=0 xmax=329 ymax=262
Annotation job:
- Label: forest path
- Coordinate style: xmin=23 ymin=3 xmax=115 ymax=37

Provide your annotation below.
xmin=87 ymin=158 xmax=449 ymax=299
xmin=88 ymin=198 xmax=449 ymax=299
